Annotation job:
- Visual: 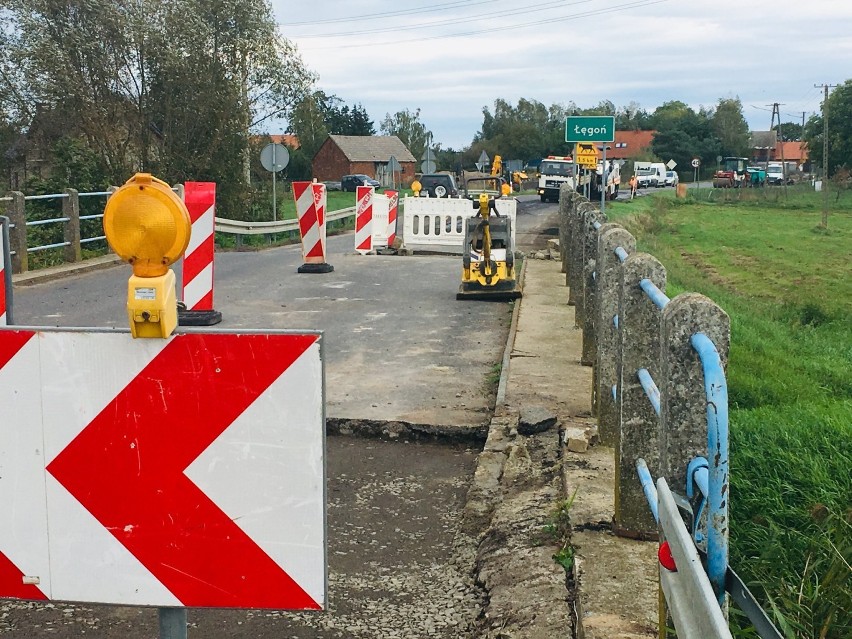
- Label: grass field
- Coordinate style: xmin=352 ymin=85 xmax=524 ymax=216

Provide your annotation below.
xmin=605 ymin=186 xmax=851 ymax=638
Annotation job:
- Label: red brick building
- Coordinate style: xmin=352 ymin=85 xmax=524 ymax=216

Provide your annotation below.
xmin=608 ymin=130 xmax=656 ymax=160
xmin=312 ymin=135 xmax=416 ymax=186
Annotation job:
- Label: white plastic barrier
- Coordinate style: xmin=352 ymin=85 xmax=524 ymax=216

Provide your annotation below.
xmin=371 ymin=191 xmax=393 ymax=249
xmin=402 ymin=196 xmax=517 ymax=254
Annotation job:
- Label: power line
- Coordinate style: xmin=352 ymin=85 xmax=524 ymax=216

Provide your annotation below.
xmin=291 ymin=0 xmax=594 ymax=39
xmin=282 ymin=0 xmax=499 ymax=27
xmin=294 ymin=0 xmax=669 ymax=50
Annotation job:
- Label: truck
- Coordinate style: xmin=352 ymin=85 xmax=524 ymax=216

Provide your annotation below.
xmin=633 ymin=161 xmax=666 ymax=188
xmin=766 ymin=163 xmax=785 ymax=185
xmin=712 ymin=157 xmax=749 ymax=188
xmin=537 ymin=156 xmax=576 ymax=203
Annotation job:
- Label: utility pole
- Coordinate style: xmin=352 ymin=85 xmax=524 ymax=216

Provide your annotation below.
xmin=768 ymin=102 xmax=787 ymax=195
xmin=814 ymin=84 xmax=837 ymax=228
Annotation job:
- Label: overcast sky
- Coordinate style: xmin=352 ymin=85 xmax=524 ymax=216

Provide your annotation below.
xmin=271 ymin=0 xmax=852 ymax=150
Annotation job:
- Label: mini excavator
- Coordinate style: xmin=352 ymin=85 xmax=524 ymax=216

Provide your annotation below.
xmin=457 ymin=176 xmax=522 ymax=301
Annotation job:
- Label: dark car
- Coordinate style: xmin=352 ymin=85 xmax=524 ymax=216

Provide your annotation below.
xmin=418 ymin=173 xmax=458 ymax=198
xmin=341 ymin=174 xmax=381 ymax=192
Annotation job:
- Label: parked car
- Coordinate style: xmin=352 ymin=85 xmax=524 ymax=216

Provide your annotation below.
xmin=323 ymin=180 xmax=342 ymax=191
xmin=664 ymin=171 xmax=679 ymax=187
xmin=341 ymin=174 xmax=381 ymax=192
xmin=418 ymin=173 xmax=458 ymax=198
xmin=766 ymin=163 xmax=785 ymax=185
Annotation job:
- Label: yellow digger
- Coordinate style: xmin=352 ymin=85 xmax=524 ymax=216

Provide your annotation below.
xmin=457 ymin=176 xmax=522 ymax=301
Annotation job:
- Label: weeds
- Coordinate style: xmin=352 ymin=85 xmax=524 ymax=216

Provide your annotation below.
xmin=539 ymin=491 xmax=577 ymax=572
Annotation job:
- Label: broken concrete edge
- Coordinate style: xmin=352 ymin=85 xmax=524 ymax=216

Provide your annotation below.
xmin=495 ymin=258 xmax=527 ymax=407
xmin=326 ymin=417 xmax=488 ymax=443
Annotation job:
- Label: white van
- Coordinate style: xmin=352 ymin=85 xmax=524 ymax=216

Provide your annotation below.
xmin=647 ymin=163 xmax=667 ymax=188
xmin=633 ymin=162 xmax=666 ymax=188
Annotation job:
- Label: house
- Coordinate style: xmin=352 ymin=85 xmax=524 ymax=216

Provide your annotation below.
xmin=607 ymin=130 xmax=656 ymax=160
xmin=749 ymin=131 xmax=809 ymax=170
xmin=312 ymin=135 xmax=416 ymax=186
xmin=750 ymin=131 xmax=777 ymax=164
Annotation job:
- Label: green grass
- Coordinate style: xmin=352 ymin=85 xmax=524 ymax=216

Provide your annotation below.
xmin=606 ymin=186 xmax=851 ymax=638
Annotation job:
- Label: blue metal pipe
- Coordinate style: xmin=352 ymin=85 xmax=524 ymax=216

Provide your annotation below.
xmin=691 ymin=333 xmax=729 ymax=608
xmin=614 ymin=246 xmax=629 ymax=263
xmin=613 ymin=314 xmax=619 ymax=329
xmin=635 ymin=458 xmax=659 ymax=523
xmin=611 ymin=384 xmax=617 ymax=401
xmin=639 ymin=278 xmax=670 ymax=309
xmin=637 ymin=368 xmax=661 ymax=415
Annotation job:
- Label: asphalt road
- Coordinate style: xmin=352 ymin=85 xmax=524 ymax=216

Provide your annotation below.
xmin=2 ymin=196 xmax=562 ymax=638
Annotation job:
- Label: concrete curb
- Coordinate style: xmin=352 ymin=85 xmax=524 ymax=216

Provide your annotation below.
xmin=12 ymin=254 xmax=123 ymax=286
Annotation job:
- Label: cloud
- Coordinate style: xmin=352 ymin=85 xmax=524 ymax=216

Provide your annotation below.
xmin=275 ymin=0 xmax=852 ymax=149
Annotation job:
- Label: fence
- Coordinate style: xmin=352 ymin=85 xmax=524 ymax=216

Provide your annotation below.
xmin=0 ymin=187 xmax=359 ymax=275
xmin=558 ymin=187 xmax=782 ymax=638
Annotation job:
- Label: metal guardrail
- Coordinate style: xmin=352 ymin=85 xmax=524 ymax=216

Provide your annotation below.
xmin=214 ymin=206 xmax=355 ymax=235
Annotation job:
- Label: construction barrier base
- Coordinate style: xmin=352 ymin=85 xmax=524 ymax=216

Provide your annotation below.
xmin=297 ymin=262 xmax=335 ymax=274
xmin=178 ymin=308 xmax=223 ymax=326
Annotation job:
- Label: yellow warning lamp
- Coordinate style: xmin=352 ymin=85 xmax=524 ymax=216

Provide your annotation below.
xmin=501 ymin=182 xmax=511 ymax=196
xmin=103 ymin=173 xmax=191 ymax=339
xmin=411 ymin=179 xmax=422 ymax=197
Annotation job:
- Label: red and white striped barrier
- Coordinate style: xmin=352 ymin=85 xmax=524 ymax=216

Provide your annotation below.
xmin=0 ymin=216 xmax=9 ymax=326
xmin=355 ymin=186 xmax=373 ymax=255
xmin=293 ymin=181 xmax=333 ymax=273
xmin=386 ymin=190 xmax=398 ymax=248
xmin=180 ymin=182 xmax=222 ymax=325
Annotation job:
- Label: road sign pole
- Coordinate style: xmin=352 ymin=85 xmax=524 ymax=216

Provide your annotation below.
xmin=159 ymin=607 xmax=187 ymax=639
xmin=272 ymin=146 xmax=277 ymax=222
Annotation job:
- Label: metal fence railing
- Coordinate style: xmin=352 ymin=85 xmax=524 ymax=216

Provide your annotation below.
xmin=0 ymin=186 xmax=358 ymax=276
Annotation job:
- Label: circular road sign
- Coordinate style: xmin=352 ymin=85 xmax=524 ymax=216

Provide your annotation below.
xmin=260 ymin=143 xmax=290 ymax=173
xmin=421 ymin=160 xmax=437 ymax=174
xmin=691 ymin=158 xmax=701 ymax=168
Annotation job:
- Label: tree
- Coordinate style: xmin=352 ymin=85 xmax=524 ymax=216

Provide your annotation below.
xmin=380 ymin=108 xmax=431 ymax=162
xmin=803 ymin=79 xmax=852 ymax=177
xmin=1 ymin=0 xmax=315 ymax=217
xmin=650 ymin=102 xmax=721 ymax=170
xmin=775 ymin=121 xmax=803 ymax=141
xmin=711 ymin=98 xmax=750 ymax=157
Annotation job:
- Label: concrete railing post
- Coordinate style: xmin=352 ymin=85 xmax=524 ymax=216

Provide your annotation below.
xmin=660 ymin=294 xmax=730 ymax=490
xmin=568 ymin=200 xmax=588 ymax=309
xmin=5 ymin=192 xmax=26 ymax=274
xmin=581 ymin=206 xmax=605 ymax=366
xmin=596 ymin=225 xmax=635 ymax=443
xmin=63 ymin=188 xmax=81 ymax=263
xmin=614 ymin=252 xmax=666 ymax=537
xmin=558 ymin=184 xmax=573 ymax=275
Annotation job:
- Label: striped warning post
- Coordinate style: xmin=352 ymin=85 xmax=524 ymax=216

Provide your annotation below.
xmin=385 ymin=190 xmax=398 ymax=247
xmin=293 ymin=182 xmax=333 ymax=274
xmin=0 ymin=216 xmax=9 ymax=325
xmin=355 ymin=186 xmax=373 ymax=255
xmin=179 ymin=182 xmax=222 ymax=325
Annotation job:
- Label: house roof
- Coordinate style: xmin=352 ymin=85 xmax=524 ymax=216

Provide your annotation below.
xmin=328 ymin=135 xmax=416 ymax=163
xmin=269 ymin=134 xmax=300 ymax=149
xmin=750 ymin=130 xmax=777 ymax=149
xmin=607 ymin=130 xmax=655 ymax=159
xmin=776 ymin=141 xmax=807 ymax=161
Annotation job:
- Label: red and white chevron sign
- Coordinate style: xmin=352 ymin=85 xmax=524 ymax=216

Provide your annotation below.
xmin=0 ymin=328 xmax=325 ymax=609
xmin=181 ymin=182 xmax=216 ymax=311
